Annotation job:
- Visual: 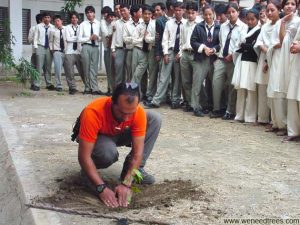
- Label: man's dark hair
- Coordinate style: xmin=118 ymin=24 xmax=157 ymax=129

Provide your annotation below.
xmin=215 ymin=3 xmax=227 ymax=14
xmin=42 ymin=12 xmax=51 ymax=18
xmin=185 ymin=1 xmax=198 ymax=11
xmin=108 ymin=12 xmax=117 ymax=17
xmin=226 ymin=3 xmax=239 ymax=12
xmin=85 ymin=6 xmax=95 ymax=14
xmin=130 ymin=4 xmax=141 ymax=17
xmin=112 ymin=83 xmax=140 ymax=104
xmin=53 ymin=14 xmax=62 ymax=21
xmin=174 ymin=2 xmax=184 ymax=9
xmin=142 ymin=4 xmax=153 ymax=13
xmin=155 ymin=2 xmax=167 ymax=11
xmin=202 ymin=4 xmax=215 ymax=14
xmin=36 ymin=13 xmax=43 ymax=24
xmin=101 ymin=6 xmax=112 ymax=14
xmin=166 ymin=0 xmax=177 ymax=10
xmin=69 ymin=11 xmax=79 ymax=20
xmin=120 ymin=3 xmax=130 ymax=10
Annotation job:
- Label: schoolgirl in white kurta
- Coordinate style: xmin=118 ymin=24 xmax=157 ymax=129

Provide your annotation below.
xmin=286 ymin=27 xmax=300 ymax=140
xmin=232 ymin=9 xmax=260 ymax=123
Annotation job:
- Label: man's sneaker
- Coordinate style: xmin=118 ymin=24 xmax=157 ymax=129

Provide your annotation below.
xmin=46 ymin=84 xmax=55 ymax=91
xmin=138 ymin=168 xmax=155 ymax=185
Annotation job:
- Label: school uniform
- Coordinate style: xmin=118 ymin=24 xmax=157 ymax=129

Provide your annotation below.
xmin=212 ymin=19 xmax=248 ymax=116
xmin=49 ymin=26 xmax=67 ymax=90
xmin=33 ymin=22 xmax=55 ymax=88
xmin=64 ymin=24 xmax=85 ymax=92
xmin=232 ymin=25 xmax=261 ymax=122
xmin=190 ymin=21 xmax=220 ymax=114
xmin=253 ymin=21 xmax=274 ymax=123
xmin=78 ymin=19 xmax=102 ymax=93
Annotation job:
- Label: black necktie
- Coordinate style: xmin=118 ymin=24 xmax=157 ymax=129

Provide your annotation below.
xmin=206 ymin=25 xmax=213 ymax=43
xmin=72 ymin=26 xmax=78 ymax=51
xmin=45 ymin=26 xmax=49 ymax=48
xmin=223 ymin=24 xmax=236 ymax=57
xmin=174 ymin=21 xmax=181 ymax=54
xmin=90 ymin=22 xmax=95 ymax=46
xmin=59 ymin=28 xmax=64 ymax=52
xmin=142 ymin=22 xmax=149 ymax=52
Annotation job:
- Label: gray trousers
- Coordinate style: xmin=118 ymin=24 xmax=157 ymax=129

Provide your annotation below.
xmin=146 ymin=48 xmax=159 ymax=100
xmin=64 ymin=54 xmax=85 ymax=90
xmin=131 ymin=47 xmax=148 ymax=84
xmin=212 ymin=59 xmax=236 ymax=114
xmin=104 ymin=49 xmax=113 ymax=92
xmin=152 ymin=50 xmax=181 ymax=106
xmin=114 ymin=48 xmax=126 ymax=86
xmin=81 ymin=45 xmax=100 ymax=92
xmin=35 ymin=46 xmax=53 ymax=87
xmin=125 ymin=49 xmax=133 ymax=82
xmin=53 ymin=51 xmax=65 ymax=88
xmin=91 ymin=111 xmax=161 ymax=170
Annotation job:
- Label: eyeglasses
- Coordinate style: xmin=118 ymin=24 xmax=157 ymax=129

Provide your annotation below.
xmin=124 ymin=82 xmax=139 ymax=90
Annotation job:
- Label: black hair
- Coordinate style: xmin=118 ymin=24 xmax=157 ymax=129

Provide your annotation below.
xmin=36 ymin=13 xmax=43 ymax=24
xmin=42 ymin=12 xmax=51 ymax=18
xmin=85 ymin=6 xmax=95 ymax=14
xmin=253 ymin=3 xmax=262 ymax=11
xmin=69 ymin=11 xmax=79 ymax=20
xmin=226 ymin=3 xmax=239 ymax=12
xmin=166 ymin=0 xmax=177 ymax=10
xmin=112 ymin=83 xmax=140 ymax=104
xmin=53 ymin=14 xmax=62 ymax=21
xmin=282 ymin=0 xmax=298 ymax=9
xmin=120 ymin=3 xmax=130 ymax=10
xmin=142 ymin=4 xmax=153 ymax=13
xmin=247 ymin=8 xmax=259 ymax=19
xmin=239 ymin=8 xmax=248 ymax=19
xmin=108 ymin=12 xmax=117 ymax=17
xmin=185 ymin=1 xmax=198 ymax=11
xmin=155 ymin=2 xmax=167 ymax=11
xmin=174 ymin=2 xmax=184 ymax=9
xmin=130 ymin=4 xmax=141 ymax=17
xmin=101 ymin=6 xmax=112 ymax=14
xmin=268 ymin=0 xmax=282 ymax=10
xmin=202 ymin=4 xmax=215 ymax=14
xmin=215 ymin=4 xmax=227 ymax=14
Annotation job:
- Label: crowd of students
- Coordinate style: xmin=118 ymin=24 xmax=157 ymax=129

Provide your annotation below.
xmin=28 ymin=0 xmax=300 ymax=142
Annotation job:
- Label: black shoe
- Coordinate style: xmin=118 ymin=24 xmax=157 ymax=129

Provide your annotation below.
xmin=183 ymin=104 xmax=193 ymax=112
xmin=202 ymin=108 xmax=210 ymax=114
xmin=166 ymin=96 xmax=172 ymax=105
xmin=143 ymin=101 xmax=159 ymax=108
xmin=210 ymin=110 xmax=223 ymax=118
xmin=222 ymin=112 xmax=235 ymax=120
xmin=82 ymin=90 xmax=92 ymax=95
xmin=170 ymin=102 xmax=180 ymax=109
xmin=30 ymin=85 xmax=40 ymax=91
xmin=46 ymin=84 xmax=55 ymax=91
xmin=194 ymin=109 xmax=204 ymax=117
xmin=56 ymin=87 xmax=63 ymax=92
xmin=69 ymin=89 xmax=78 ymax=95
xmin=92 ymin=90 xmax=105 ymax=95
xmin=105 ymin=90 xmax=112 ymax=96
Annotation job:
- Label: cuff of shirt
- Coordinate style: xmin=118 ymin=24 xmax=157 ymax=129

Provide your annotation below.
xmin=198 ymin=44 xmax=206 ymax=53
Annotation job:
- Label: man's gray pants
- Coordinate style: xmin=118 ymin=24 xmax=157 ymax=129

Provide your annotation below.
xmin=212 ymin=59 xmax=236 ymax=114
xmin=91 ymin=111 xmax=161 ymax=170
xmin=53 ymin=51 xmax=65 ymax=89
xmin=64 ymin=54 xmax=85 ymax=90
xmin=131 ymin=47 xmax=148 ymax=84
xmin=81 ymin=45 xmax=100 ymax=92
xmin=114 ymin=48 xmax=125 ymax=86
xmin=146 ymin=48 xmax=159 ymax=100
xmin=104 ymin=49 xmax=113 ymax=92
xmin=152 ymin=50 xmax=181 ymax=106
xmin=35 ymin=45 xmax=53 ymax=87
xmin=125 ymin=49 xmax=133 ymax=82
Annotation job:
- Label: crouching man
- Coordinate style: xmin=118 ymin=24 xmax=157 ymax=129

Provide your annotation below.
xmin=78 ymin=82 xmax=161 ymax=208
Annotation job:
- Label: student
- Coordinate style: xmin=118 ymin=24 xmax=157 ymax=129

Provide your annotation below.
xmin=145 ymin=2 xmax=186 ymax=109
xmin=111 ymin=3 xmax=131 ymax=86
xmin=123 ymin=4 xmax=142 ymax=82
xmin=78 ymin=6 xmax=103 ymax=95
xmin=114 ymin=3 xmax=122 ymax=19
xmin=33 ymin=12 xmax=55 ymax=91
xmin=28 ymin=13 xmax=42 ymax=69
xmin=49 ymin=15 xmax=67 ymax=92
xmin=266 ymin=0 xmax=300 ymax=135
xmin=254 ymin=0 xmax=281 ymax=124
xmin=232 ymin=8 xmax=261 ymax=123
xmin=100 ymin=6 xmax=114 ymax=95
xmin=259 ymin=6 xmax=268 ymax=26
xmin=215 ymin=4 xmax=228 ymax=25
xmin=210 ymin=3 xmax=248 ymax=119
xmin=64 ymin=11 xmax=85 ymax=95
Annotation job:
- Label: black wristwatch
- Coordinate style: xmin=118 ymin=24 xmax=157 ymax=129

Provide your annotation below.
xmin=96 ymin=184 xmax=107 ymax=194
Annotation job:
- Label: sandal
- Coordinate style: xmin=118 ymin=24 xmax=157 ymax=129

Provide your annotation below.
xmin=265 ymin=127 xmax=279 ymax=132
xmin=276 ymin=129 xmax=287 ymax=136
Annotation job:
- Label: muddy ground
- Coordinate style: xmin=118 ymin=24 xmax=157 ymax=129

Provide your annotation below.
xmin=0 ymin=77 xmax=299 ymax=225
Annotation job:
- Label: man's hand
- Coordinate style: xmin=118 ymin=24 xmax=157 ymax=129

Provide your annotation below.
xmin=263 ymin=62 xmax=268 ymax=73
xmin=156 ymin=55 xmax=161 ymax=62
xmin=111 ymin=51 xmax=116 ymax=58
xmin=224 ymin=54 xmax=233 ymax=62
xmin=204 ymin=47 xmax=214 ymax=56
xmin=115 ymin=184 xmax=132 ymax=207
xmin=290 ymin=41 xmax=300 ymax=54
xmin=99 ymin=187 xmax=119 ymax=208
xmin=163 ymin=55 xmax=169 ymax=65
xmin=175 ymin=54 xmax=180 ymax=62
xmin=90 ymin=34 xmax=97 ymax=41
xmin=260 ymin=45 xmax=268 ymax=54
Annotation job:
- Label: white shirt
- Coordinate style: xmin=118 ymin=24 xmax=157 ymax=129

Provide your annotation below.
xmin=179 ymin=20 xmax=198 ymax=55
xmin=65 ymin=24 xmax=81 ymax=54
xmin=218 ymin=19 xmax=248 ymax=58
xmin=162 ymin=17 xmax=187 ymax=55
xmin=100 ymin=19 xmax=113 ymax=49
xmin=198 ymin=22 xmax=216 ymax=53
xmin=49 ymin=26 xmax=67 ymax=52
xmin=123 ymin=18 xmax=143 ymax=49
xmin=111 ymin=18 xmax=131 ymax=52
xmin=145 ymin=19 xmax=156 ymax=48
xmin=33 ymin=22 xmax=54 ymax=49
xmin=28 ymin=25 xmax=37 ymax=53
xmin=78 ymin=19 xmax=101 ymax=46
xmin=132 ymin=20 xmax=153 ymax=49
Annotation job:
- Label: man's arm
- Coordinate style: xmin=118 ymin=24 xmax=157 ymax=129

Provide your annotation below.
xmin=78 ymin=139 xmax=119 ymax=208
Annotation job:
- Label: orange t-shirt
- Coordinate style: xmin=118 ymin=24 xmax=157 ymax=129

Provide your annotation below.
xmin=79 ymin=97 xmax=147 ymax=143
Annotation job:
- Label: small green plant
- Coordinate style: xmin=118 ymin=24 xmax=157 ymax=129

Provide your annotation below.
xmin=14 ymin=58 xmax=39 ymax=85
xmin=123 ymin=169 xmax=144 ymax=204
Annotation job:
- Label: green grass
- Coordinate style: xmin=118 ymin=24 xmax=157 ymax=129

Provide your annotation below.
xmin=0 ymin=75 xmax=19 ymax=83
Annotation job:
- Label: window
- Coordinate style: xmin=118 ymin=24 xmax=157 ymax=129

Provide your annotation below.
xmin=40 ymin=10 xmax=84 ymax=25
xmin=22 ymin=9 xmax=31 ymax=45
xmin=114 ymin=0 xmax=145 ymax=5
xmin=0 ymin=7 xmax=9 ymax=35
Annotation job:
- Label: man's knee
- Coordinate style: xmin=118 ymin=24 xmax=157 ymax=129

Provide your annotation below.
xmin=146 ymin=111 xmax=162 ymax=130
